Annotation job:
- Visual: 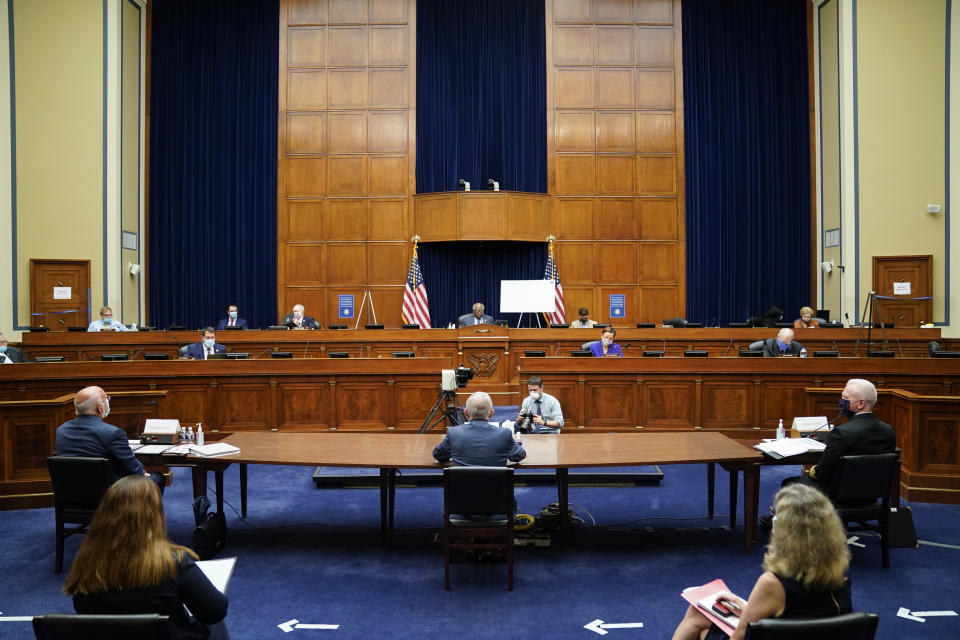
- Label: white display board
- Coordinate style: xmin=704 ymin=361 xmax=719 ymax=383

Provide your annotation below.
xmin=499 ymin=280 xmax=555 ymax=312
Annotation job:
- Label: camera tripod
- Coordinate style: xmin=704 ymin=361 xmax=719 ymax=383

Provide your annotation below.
xmin=418 ymin=388 xmax=465 ymax=433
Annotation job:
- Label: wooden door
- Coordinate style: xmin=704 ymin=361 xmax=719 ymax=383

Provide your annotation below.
xmin=29 ymin=259 xmax=90 ymax=330
xmin=872 ymin=255 xmax=932 ymax=327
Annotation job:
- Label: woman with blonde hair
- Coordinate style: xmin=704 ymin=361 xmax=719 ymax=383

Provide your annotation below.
xmin=672 ymin=483 xmax=851 ymax=640
xmin=64 ymin=475 xmax=229 ymax=639
xmin=794 ymin=306 xmax=820 ymax=329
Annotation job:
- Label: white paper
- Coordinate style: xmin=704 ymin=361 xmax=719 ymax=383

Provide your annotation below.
xmin=196 ymin=557 xmax=236 ymax=593
xmin=53 ymin=286 xmax=71 ymax=300
xmin=754 ymin=438 xmax=823 ymax=458
xmin=893 ymin=282 xmax=911 ymax=295
xmin=499 ymin=280 xmax=555 ymax=312
xmin=135 ymin=444 xmax=173 ymax=455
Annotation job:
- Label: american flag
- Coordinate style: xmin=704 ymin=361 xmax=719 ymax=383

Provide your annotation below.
xmin=402 ymin=245 xmax=431 ymax=329
xmin=543 ymin=244 xmax=565 ymax=325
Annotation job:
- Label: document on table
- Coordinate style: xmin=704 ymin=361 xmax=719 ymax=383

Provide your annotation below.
xmin=189 ymin=442 xmax=241 ymax=457
xmin=196 ymin=557 xmax=236 ymax=593
xmin=135 ymin=444 xmax=173 ymax=455
xmin=754 ymin=437 xmax=825 ymax=459
xmin=128 ymin=440 xmax=144 ymax=451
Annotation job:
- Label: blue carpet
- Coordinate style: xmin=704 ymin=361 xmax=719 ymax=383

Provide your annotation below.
xmin=1 ymin=459 xmax=958 ymax=639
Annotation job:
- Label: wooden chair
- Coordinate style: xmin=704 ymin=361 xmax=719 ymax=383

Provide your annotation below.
xmin=33 ymin=613 xmax=169 ymax=640
xmin=828 ymin=452 xmax=900 ymax=568
xmin=46 ymin=456 xmax=116 ymax=573
xmin=443 ymin=466 xmax=515 ymax=590
xmin=744 ymin=611 xmax=878 ymax=639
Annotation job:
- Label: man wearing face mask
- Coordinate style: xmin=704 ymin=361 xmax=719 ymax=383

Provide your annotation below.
xmin=216 ymin=303 xmax=248 ymax=330
xmin=0 ymin=333 xmax=26 ymax=363
xmin=760 ymin=327 xmax=803 ymax=357
xmin=803 ymin=378 xmax=895 ymax=491
xmin=184 ymin=328 xmax=227 ymax=360
xmin=281 ymin=304 xmax=318 ymax=329
xmin=55 ymin=386 xmax=165 ymax=492
xmin=516 ymin=376 xmax=564 ymax=433
xmin=87 ymin=306 xmax=130 ymax=332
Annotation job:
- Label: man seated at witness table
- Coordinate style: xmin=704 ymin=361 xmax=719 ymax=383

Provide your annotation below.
xmin=183 ymin=327 xmax=227 ymax=360
xmin=792 ymin=378 xmax=895 ymax=492
xmin=55 ymin=386 xmax=165 ymax=493
xmin=87 ymin=306 xmax=130 ymax=332
xmin=460 ymin=302 xmax=494 ymax=326
xmin=516 ymin=376 xmax=564 ymax=433
xmin=0 ymin=333 xmax=25 ymax=363
xmin=216 ymin=303 xmax=248 ymax=330
xmin=590 ymin=327 xmax=623 ymax=357
xmin=281 ymin=304 xmax=318 ymax=329
xmin=760 ymin=328 xmax=802 ymax=357
xmin=793 ymin=306 xmax=820 ymax=329
xmin=433 ymin=391 xmax=526 ymax=466
xmin=569 ymin=307 xmax=597 ymax=328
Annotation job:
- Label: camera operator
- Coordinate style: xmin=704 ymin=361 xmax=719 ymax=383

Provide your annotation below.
xmin=516 ymin=376 xmax=564 ymax=434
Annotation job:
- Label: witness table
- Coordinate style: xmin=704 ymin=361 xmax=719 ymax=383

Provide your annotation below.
xmin=179 ymin=431 xmax=765 ymax=552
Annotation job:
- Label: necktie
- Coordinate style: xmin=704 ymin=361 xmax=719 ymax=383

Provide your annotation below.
xmin=229 ymin=319 xmax=234 ymax=326
xmin=206 ymin=348 xmax=211 ymax=359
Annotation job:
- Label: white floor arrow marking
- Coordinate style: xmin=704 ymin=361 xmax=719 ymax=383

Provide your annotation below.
xmin=278 ymin=619 xmax=340 ymax=632
xmin=897 ymin=607 xmax=959 ymax=623
xmin=0 ymin=617 xmax=34 ymax=622
xmin=584 ymin=618 xmax=644 ymax=635
xmin=847 ymin=535 xmax=865 ymax=547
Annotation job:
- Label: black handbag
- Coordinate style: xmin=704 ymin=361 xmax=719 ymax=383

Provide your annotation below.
xmin=888 ymin=506 xmax=918 ymax=548
xmin=192 ymin=496 xmax=226 ymax=559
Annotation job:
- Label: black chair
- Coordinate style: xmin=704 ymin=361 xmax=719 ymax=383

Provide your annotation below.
xmin=178 ymin=345 xmax=189 ymax=358
xmin=47 ymin=457 xmax=116 ymax=573
xmin=581 ymin=340 xmax=599 ymax=352
xmin=748 ymin=340 xmax=764 ymax=351
xmin=744 ymin=612 xmax=878 ymax=639
xmin=662 ymin=317 xmax=687 ymax=327
xmin=32 ymin=613 xmax=169 ymax=640
xmin=828 ymin=452 xmax=899 ymax=568
xmin=443 ymin=466 xmax=515 ymax=590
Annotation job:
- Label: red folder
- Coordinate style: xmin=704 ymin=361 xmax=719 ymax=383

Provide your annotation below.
xmin=680 ymin=578 xmax=740 ymax=637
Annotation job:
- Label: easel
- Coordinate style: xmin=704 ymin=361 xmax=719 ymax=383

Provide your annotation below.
xmin=516 ymin=312 xmax=543 ymax=329
xmin=853 ymin=290 xmax=890 ymax=356
xmin=353 ymin=290 xmax=377 ymax=330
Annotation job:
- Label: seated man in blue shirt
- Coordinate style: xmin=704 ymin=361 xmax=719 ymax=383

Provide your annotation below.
xmin=87 ymin=306 xmax=130 ymax=332
xmin=433 ymin=391 xmax=526 ymax=466
xmin=516 ymin=375 xmax=564 ymax=433
xmin=55 ymin=386 xmax=164 ymax=492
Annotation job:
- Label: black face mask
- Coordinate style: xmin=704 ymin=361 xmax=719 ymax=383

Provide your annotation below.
xmin=839 ymin=397 xmax=856 ymax=418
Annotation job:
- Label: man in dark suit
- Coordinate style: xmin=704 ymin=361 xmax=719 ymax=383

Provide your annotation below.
xmin=0 ymin=333 xmax=26 ymax=363
xmin=184 ymin=327 xmax=227 ymax=360
xmin=805 ymin=378 xmax=896 ymax=491
xmin=459 ymin=302 xmax=494 ymax=327
xmin=761 ymin=328 xmax=803 ymax=357
xmin=281 ymin=304 xmax=318 ymax=329
xmin=216 ymin=303 xmax=248 ymax=330
xmin=433 ymin=391 xmax=526 ymax=466
xmin=55 ymin=386 xmax=164 ymax=492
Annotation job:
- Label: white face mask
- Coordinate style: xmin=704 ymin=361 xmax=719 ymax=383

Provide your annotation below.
xmin=100 ymin=398 xmax=110 ymax=419
xmin=294 ymin=311 xmax=304 ymax=319
xmin=529 ymin=390 xmax=541 ymax=400
xmin=602 ymin=338 xmax=612 ymax=346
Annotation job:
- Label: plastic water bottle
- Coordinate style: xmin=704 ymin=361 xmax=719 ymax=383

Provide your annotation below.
xmin=179 ymin=426 xmax=187 ymax=443
xmin=776 ymin=418 xmax=785 ymax=440
xmin=187 ymin=426 xmax=195 ymax=443
xmin=799 ymin=347 xmax=807 ymax=358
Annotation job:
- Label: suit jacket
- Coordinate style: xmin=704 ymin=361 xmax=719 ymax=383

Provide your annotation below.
xmin=433 ymin=420 xmax=526 ymax=466
xmin=459 ymin=313 xmax=494 ymax=327
xmin=812 ymin=412 xmax=896 ymax=489
xmin=280 ymin=313 xmax=318 ymax=329
xmin=0 ymin=346 xmax=25 ymax=363
xmin=185 ymin=342 xmax=227 ymax=360
xmin=55 ymin=414 xmax=145 ymax=479
xmin=589 ymin=341 xmax=623 ymax=357
xmin=216 ymin=317 xmax=248 ymax=330
xmin=761 ymin=337 xmax=803 ymax=357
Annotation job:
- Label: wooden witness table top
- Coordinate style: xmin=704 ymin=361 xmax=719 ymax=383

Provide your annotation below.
xmin=183 ymin=431 xmax=764 ymax=552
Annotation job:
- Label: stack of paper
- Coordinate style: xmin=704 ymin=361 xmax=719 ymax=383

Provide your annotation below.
xmin=754 ymin=437 xmax=825 ymax=459
xmin=189 ymin=442 xmax=241 ymax=457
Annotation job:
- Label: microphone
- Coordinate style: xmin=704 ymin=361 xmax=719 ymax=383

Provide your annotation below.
xmin=622 ymin=343 xmax=632 ymax=352
xmin=662 ymin=338 xmax=667 ymax=356
xmin=251 ymin=347 xmax=274 ymax=359
xmin=721 ymin=338 xmax=733 ymax=357
xmin=896 ymin=338 xmax=904 ymax=358
xmin=134 ymin=399 xmax=158 ymax=438
xmin=128 ymin=346 xmax=146 ymax=360
xmin=805 ymin=412 xmax=843 ymax=442
xmin=844 ymin=313 xmax=851 ymax=327
xmin=303 ymin=340 xmax=310 ymax=359
xmin=709 ymin=318 xmax=717 ymax=328
xmin=831 ymin=340 xmax=839 ymax=353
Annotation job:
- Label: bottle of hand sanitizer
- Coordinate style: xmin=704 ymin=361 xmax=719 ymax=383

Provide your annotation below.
xmin=776 ymin=418 xmax=785 ymax=440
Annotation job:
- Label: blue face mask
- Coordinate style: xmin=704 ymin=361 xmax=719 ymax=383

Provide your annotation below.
xmin=229 ymin=311 xmax=238 ymax=319
xmin=839 ymin=397 xmax=856 ymax=418
xmin=0 ymin=345 xmax=6 ymax=353
xmin=777 ymin=340 xmax=789 ymax=352
xmin=204 ymin=339 xmax=215 ymax=348
xmin=103 ymin=317 xmax=112 ymax=325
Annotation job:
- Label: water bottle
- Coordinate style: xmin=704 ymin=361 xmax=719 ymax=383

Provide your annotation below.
xmin=776 ymin=418 xmax=785 ymax=440
xmin=187 ymin=426 xmax=195 ymax=443
xmin=799 ymin=347 xmax=807 ymax=358
xmin=179 ymin=426 xmax=187 ymax=443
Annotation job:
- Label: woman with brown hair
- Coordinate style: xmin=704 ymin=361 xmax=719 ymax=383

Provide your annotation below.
xmin=63 ymin=475 xmax=229 ymax=639
xmin=672 ymin=483 xmax=852 ymax=640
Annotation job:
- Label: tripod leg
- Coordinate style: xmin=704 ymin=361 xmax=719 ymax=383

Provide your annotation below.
xmin=418 ymin=394 xmax=445 ymax=433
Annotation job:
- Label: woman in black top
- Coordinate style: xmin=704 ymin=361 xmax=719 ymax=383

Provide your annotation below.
xmin=672 ymin=483 xmax=852 ymax=640
xmin=63 ymin=475 xmax=229 ymax=640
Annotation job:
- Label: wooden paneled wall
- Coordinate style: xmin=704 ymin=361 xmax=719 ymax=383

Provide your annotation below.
xmin=279 ymin=0 xmax=415 ymax=326
xmin=278 ymin=0 xmax=686 ymax=327
xmin=549 ymin=0 xmax=684 ymax=324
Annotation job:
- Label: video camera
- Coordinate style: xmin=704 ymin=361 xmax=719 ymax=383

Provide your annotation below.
xmin=440 ymin=365 xmax=474 ymax=392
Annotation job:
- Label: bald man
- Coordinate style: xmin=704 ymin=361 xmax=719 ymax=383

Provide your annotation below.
xmin=55 ymin=386 xmax=164 ymax=492
xmin=761 ymin=327 xmax=803 ymax=357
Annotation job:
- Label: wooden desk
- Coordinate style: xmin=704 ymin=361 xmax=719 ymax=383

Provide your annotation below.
xmin=186 ymin=431 xmax=764 ymax=552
